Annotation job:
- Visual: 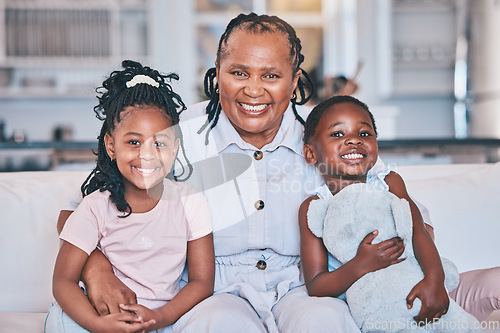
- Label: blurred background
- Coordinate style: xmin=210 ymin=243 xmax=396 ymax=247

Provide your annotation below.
xmin=0 ymin=0 xmax=499 ymax=171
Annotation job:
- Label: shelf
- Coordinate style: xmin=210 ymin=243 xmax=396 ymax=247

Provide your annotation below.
xmin=392 ymin=0 xmax=455 ymax=13
xmin=3 ymin=138 xmax=499 ymax=151
xmin=0 ymin=87 xmax=95 ymax=99
xmin=0 ymin=57 xmax=147 ymax=68
xmin=0 ymin=141 xmax=97 ymax=150
xmin=0 ymin=0 xmax=152 ymax=99
xmin=391 ymin=86 xmax=454 ymax=97
xmin=378 ymin=138 xmax=500 ymax=148
xmin=382 ymin=0 xmax=459 ymax=98
xmin=392 ymin=59 xmax=454 ymax=69
xmin=195 ymin=12 xmax=324 ymax=28
xmin=3 ymin=0 xmax=149 ymax=10
xmin=379 ymin=138 xmax=500 ymax=163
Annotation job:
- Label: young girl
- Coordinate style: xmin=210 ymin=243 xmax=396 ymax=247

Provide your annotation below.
xmin=299 ymin=95 xmax=453 ymax=326
xmin=46 ymin=60 xmax=214 ymax=333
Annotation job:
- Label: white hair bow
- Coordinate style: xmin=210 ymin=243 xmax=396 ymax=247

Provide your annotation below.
xmin=126 ymin=74 xmax=159 ymax=88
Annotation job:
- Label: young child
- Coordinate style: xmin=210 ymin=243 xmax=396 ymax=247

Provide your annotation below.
xmin=45 ymin=60 xmax=215 ymax=333
xmin=299 ymin=95 xmax=456 ymax=327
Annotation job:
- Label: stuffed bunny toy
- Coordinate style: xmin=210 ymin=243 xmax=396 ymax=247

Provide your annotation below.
xmin=307 ymin=183 xmax=480 ymax=332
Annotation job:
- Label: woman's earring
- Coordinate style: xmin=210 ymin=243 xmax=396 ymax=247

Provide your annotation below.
xmin=216 ymin=88 xmax=220 ymax=94
xmin=291 ymin=93 xmax=296 ymax=99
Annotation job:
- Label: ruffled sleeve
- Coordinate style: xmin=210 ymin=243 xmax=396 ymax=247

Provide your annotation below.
xmin=366 ymin=166 xmax=392 ymax=191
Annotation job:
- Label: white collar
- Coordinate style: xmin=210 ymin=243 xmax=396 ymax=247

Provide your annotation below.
xmin=210 ymin=104 xmax=306 ymax=156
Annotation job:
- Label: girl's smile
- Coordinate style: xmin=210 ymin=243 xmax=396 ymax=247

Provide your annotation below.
xmin=340 ymin=149 xmax=367 ymax=164
xmin=104 ymin=105 xmax=179 ymax=196
xmin=132 ymin=166 xmax=162 ymax=177
xmin=304 ymin=102 xmax=378 ymax=189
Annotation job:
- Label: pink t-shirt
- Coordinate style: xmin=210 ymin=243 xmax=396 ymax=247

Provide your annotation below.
xmin=60 ymin=179 xmax=212 ymax=309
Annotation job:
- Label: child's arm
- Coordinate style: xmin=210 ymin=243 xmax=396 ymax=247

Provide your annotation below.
xmin=56 ymin=210 xmax=73 ymax=235
xmin=57 ymin=209 xmax=138 ymax=316
xmin=299 ymin=196 xmax=406 ymax=297
xmin=386 ymin=171 xmax=449 ymax=324
xmin=53 ymin=241 xmax=155 ymax=333
xmin=120 ymin=233 xmax=215 ymax=329
xmin=425 ymin=224 xmax=435 ymax=241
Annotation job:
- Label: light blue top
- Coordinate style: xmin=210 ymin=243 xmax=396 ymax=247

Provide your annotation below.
xmin=311 ymin=167 xmax=392 ymax=273
xmin=308 ymin=168 xmax=392 ymax=300
xmin=179 ymin=101 xmax=324 ymax=257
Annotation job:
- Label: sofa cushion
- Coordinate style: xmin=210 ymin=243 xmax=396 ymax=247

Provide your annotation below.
xmin=0 ymin=312 xmax=46 ymax=333
xmin=400 ymin=163 xmax=500 ymax=273
xmin=0 ymin=171 xmax=88 ymax=312
xmin=1 ymin=164 xmax=499 ymax=328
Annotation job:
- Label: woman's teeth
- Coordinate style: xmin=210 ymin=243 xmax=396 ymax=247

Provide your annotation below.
xmin=342 ymin=153 xmax=364 ymax=160
xmin=240 ymin=103 xmax=267 ymax=112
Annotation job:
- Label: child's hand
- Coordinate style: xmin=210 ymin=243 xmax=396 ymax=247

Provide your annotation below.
xmin=93 ymin=312 xmax=156 ymax=333
xmin=120 ymin=303 xmax=158 ymax=332
xmin=407 ymin=277 xmax=450 ymax=325
xmin=354 ymin=230 xmax=406 ymax=274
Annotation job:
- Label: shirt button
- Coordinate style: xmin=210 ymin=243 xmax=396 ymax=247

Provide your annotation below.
xmin=253 ymin=151 xmax=263 ymax=160
xmin=255 ymin=200 xmax=265 ymax=210
xmin=256 ymin=260 xmax=267 ymax=270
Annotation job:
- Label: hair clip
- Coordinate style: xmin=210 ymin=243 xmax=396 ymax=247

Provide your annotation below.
xmin=126 ymin=74 xmax=159 ymax=88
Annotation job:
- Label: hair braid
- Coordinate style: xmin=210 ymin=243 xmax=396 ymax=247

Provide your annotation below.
xmin=81 ymin=123 xmax=131 ymax=215
xmin=174 ymin=128 xmax=194 ymax=182
xmin=198 ymin=68 xmax=221 ymax=145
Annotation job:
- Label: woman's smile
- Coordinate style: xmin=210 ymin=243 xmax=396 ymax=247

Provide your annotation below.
xmin=238 ymin=102 xmax=270 ymax=114
xmin=216 ymin=29 xmax=300 ymax=148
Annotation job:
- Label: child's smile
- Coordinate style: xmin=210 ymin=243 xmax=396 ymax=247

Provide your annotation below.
xmin=305 ymin=102 xmax=378 ymax=186
xmin=340 ymin=149 xmax=367 ymax=164
xmin=133 ymin=166 xmax=161 ymax=176
xmin=105 ymin=105 xmax=179 ymax=196
xmin=132 ymin=165 xmax=162 ymax=178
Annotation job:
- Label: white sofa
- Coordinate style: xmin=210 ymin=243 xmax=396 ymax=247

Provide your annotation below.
xmin=1 ymin=163 xmax=499 ymax=333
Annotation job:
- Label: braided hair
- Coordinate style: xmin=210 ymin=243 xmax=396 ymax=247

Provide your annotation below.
xmin=81 ymin=60 xmax=192 ymax=216
xmin=199 ymin=12 xmax=315 ymax=144
xmin=303 ymin=95 xmax=377 ymax=145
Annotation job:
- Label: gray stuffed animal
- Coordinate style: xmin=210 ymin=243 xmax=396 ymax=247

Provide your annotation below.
xmin=307 ymin=183 xmax=480 ymax=332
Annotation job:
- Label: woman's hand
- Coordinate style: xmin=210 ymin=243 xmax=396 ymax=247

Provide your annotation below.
xmin=85 ymin=270 xmax=137 ymax=316
xmin=353 ymin=230 xmax=406 ymax=274
xmin=407 ymin=277 xmax=450 ymax=325
xmin=82 ymin=249 xmax=137 ymax=315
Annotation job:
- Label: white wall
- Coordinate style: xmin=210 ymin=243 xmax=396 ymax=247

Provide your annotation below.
xmin=469 ymin=0 xmax=500 ymax=138
xmin=353 ymin=0 xmax=456 ymax=139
